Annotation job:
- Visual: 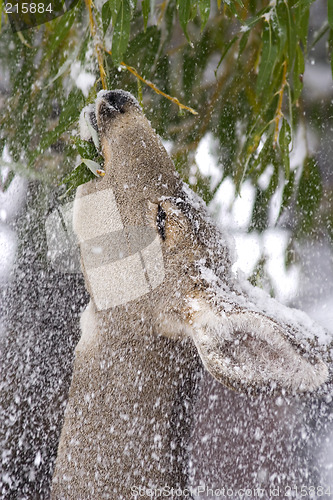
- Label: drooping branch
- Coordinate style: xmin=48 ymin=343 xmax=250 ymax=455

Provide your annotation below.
xmin=116 ymin=56 xmax=198 ymax=116
xmin=84 ymin=0 xmax=107 ymax=90
xmin=274 ymin=60 xmax=287 ymax=145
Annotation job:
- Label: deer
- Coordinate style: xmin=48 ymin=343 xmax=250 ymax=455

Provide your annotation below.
xmin=51 ymin=90 xmax=330 ymax=499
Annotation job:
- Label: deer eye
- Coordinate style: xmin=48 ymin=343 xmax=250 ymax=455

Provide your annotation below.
xmin=156 ymin=204 xmax=166 ymax=241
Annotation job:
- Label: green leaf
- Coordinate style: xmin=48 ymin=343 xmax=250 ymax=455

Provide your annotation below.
xmin=329 ymin=30 xmax=333 ymax=80
xmin=177 ymin=0 xmax=191 ymax=41
xmin=256 ymin=21 xmax=279 ymax=97
xmin=58 ymin=88 xmax=85 ymax=127
xmin=29 ymin=88 xmax=84 ymax=165
xmin=278 ymin=170 xmax=295 ymax=219
xmin=279 ymin=118 xmax=291 ymax=180
xmin=216 ymin=35 xmax=238 ymax=72
xmin=248 ymin=133 xmax=275 ymax=182
xmin=238 ymin=29 xmax=250 ymax=58
xmin=275 ymin=3 xmax=288 ymax=56
xmin=102 ymin=1 xmax=112 ymax=35
xmin=142 ymin=0 xmax=150 ymax=31
xmin=288 ymin=13 xmax=297 ymax=69
xmin=2 ymin=170 xmax=15 ymax=192
xmin=195 ymin=172 xmax=214 ymax=204
xmin=82 ymin=158 xmax=105 ymax=177
xmin=295 ymin=1 xmax=310 ymax=47
xmin=248 ymin=256 xmax=273 ymax=292
xmin=250 ymin=187 xmax=269 ymax=232
xmin=42 ymin=7 xmax=77 ymax=62
xmin=183 ymin=50 xmax=196 ymax=98
xmin=329 ymin=0 xmax=333 ymax=30
xmin=250 ymin=158 xmax=279 ymax=232
xmin=244 ymin=4 xmax=271 ymax=29
xmin=124 ymin=26 xmax=160 ymax=78
xmin=109 ymin=0 xmax=121 ymax=23
xmin=199 ymin=0 xmax=210 ymax=30
xmin=296 ymin=157 xmax=322 ymax=235
xmin=310 ymin=22 xmax=330 ymax=51
xmin=112 ymin=0 xmax=131 ymax=64
xmin=164 ymin=0 xmax=176 ymax=41
xmin=75 ymin=137 xmax=100 ymax=159
xmin=281 ymin=2 xmax=296 ymax=68
xmin=292 ymin=0 xmax=315 ymax=8
xmin=293 ymin=43 xmax=305 ymax=102
xmin=61 ymin=163 xmax=95 ymax=197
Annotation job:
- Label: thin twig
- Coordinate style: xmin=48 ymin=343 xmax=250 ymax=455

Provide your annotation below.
xmin=84 ymin=0 xmax=107 ymax=90
xmin=274 ymin=60 xmax=287 ymax=144
xmin=157 ymin=0 xmax=168 ymax=25
xmin=104 ymin=49 xmax=198 ymax=115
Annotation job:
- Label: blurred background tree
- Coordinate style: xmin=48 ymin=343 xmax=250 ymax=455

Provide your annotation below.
xmin=1 ymin=0 xmax=332 ymax=246
xmin=1 ymin=0 xmax=333 ymax=498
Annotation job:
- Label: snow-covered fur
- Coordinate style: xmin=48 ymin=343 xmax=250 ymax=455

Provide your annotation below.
xmin=52 ymin=90 xmax=331 ymax=498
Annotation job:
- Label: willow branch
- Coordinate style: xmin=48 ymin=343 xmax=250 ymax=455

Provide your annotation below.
xmin=104 ymin=49 xmax=198 ymax=115
xmin=274 ymin=60 xmax=287 ymax=144
xmin=84 ymin=0 xmax=107 ymax=90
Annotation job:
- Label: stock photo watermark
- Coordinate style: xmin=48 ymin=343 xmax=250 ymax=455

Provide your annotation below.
xmin=4 ymin=0 xmax=79 ymax=32
xmin=130 ymin=484 xmax=333 ymax=498
xmin=45 ymin=197 xmax=165 ymax=308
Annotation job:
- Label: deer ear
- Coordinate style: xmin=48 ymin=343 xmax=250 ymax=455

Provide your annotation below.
xmin=190 ymin=307 xmax=328 ymax=394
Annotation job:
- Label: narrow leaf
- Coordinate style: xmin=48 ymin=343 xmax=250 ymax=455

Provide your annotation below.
xmin=177 ymin=0 xmax=191 ymax=41
xmin=43 ymin=7 xmax=77 ymax=62
xmin=276 ymin=2 xmax=295 ymax=67
xmin=216 ymin=35 xmax=238 ymax=72
xmin=82 ymin=159 xmax=105 ymax=177
xmin=278 ymin=170 xmax=295 ymax=219
xmin=102 ymin=1 xmax=112 ymax=35
xmin=75 ymin=138 xmax=99 ymax=159
xmin=82 ymin=109 xmax=100 ymax=150
xmin=124 ymin=26 xmax=160 ymax=78
xmin=142 ymin=0 xmax=150 ymax=31
xmin=61 ymin=163 xmax=96 ymax=197
xmin=329 ymin=0 xmax=333 ymax=29
xmin=295 ymin=2 xmax=310 ymax=47
xmin=2 ymin=170 xmax=15 ymax=192
xmin=248 ymin=134 xmax=274 ymax=182
xmin=238 ymin=29 xmax=250 ymax=58
xmin=256 ymin=22 xmax=278 ymax=96
xmin=296 ymin=157 xmax=322 ymax=235
xmin=109 ymin=0 xmax=121 ymax=23
xmin=293 ymin=43 xmax=305 ymax=102
xmin=112 ymin=0 xmax=131 ymax=64
xmin=29 ymin=88 xmax=84 ymax=165
xmin=250 ymin=187 xmax=269 ymax=232
xmin=279 ymin=118 xmax=291 ymax=180
xmin=199 ymin=0 xmax=210 ymax=30
xmin=244 ymin=4 xmax=271 ymax=29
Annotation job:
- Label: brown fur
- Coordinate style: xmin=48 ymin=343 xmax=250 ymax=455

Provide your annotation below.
xmin=52 ymin=90 xmax=329 ymax=498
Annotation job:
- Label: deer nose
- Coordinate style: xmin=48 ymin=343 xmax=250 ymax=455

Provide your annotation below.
xmin=103 ymin=91 xmax=127 ymax=113
xmin=97 ymin=89 xmax=141 ymax=115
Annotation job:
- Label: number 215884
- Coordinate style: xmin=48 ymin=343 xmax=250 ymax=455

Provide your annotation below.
xmin=5 ymin=3 xmax=53 ymax=13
